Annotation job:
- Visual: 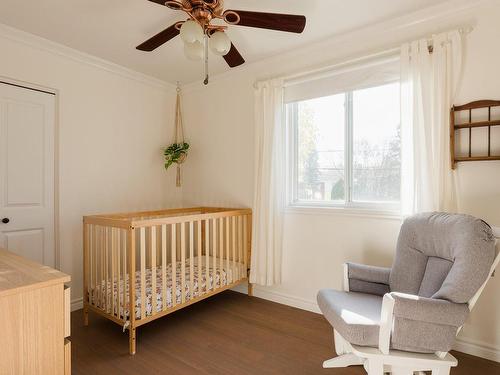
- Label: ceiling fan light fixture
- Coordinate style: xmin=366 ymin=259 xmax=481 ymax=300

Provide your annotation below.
xmin=209 ymin=31 xmax=231 ymax=56
xmin=180 ymin=20 xmax=204 ymax=44
xmin=184 ymin=40 xmax=204 ymax=61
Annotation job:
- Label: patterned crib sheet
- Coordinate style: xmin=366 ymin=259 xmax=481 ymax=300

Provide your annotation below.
xmin=91 ymin=256 xmax=244 ymax=320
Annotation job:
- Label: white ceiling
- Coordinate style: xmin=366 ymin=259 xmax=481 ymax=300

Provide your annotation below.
xmin=0 ymin=0 xmax=450 ymax=84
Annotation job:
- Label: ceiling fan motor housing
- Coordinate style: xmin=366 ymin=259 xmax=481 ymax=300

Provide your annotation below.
xmin=166 ymin=0 xmax=223 ymax=25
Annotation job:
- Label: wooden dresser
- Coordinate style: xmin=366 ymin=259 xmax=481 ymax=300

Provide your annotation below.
xmin=0 ymin=249 xmax=71 ymax=375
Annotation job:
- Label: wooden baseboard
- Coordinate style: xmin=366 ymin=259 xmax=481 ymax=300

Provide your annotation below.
xmin=453 ymin=337 xmax=500 ymax=363
xmin=71 ymin=297 xmax=83 ymax=312
xmin=233 ymin=285 xmax=320 ymax=313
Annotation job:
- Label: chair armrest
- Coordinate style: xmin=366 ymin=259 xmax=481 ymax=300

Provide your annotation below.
xmin=379 ymin=293 xmax=396 ymax=354
xmin=390 ymin=292 xmax=469 ymax=327
xmin=344 ymin=262 xmax=391 ymax=296
xmin=378 ymin=292 xmax=470 ymax=354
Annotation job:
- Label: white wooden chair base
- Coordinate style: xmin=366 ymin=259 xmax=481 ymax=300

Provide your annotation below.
xmin=323 ymin=353 xmax=364 ymax=368
xmin=324 ymin=331 xmax=457 ymax=375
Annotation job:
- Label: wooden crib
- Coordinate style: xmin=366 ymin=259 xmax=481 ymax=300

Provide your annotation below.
xmin=83 ymin=207 xmax=252 ymax=354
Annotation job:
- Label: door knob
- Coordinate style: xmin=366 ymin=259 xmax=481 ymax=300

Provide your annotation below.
xmin=1 ymin=218 xmax=9 ymax=224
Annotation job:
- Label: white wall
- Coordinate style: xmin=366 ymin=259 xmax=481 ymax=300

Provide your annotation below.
xmin=181 ymin=0 xmax=500 ymax=361
xmin=0 ymin=26 xmax=180 ymax=306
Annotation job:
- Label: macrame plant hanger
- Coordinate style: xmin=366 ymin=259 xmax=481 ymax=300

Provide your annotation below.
xmin=174 ymin=84 xmax=185 ymax=187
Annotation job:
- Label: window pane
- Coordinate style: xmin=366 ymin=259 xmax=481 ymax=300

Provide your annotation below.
xmin=294 ymin=94 xmax=345 ymax=202
xmin=352 ymin=82 xmax=401 ymax=203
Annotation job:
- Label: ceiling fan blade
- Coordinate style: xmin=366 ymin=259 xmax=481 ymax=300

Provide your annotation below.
xmin=223 ymin=43 xmax=245 ymax=68
xmin=147 ymin=0 xmax=169 ymax=6
xmin=136 ymin=24 xmax=180 ymax=52
xmin=225 ymin=10 xmax=306 ymax=34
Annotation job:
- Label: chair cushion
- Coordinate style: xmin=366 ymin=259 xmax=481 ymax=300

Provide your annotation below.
xmin=390 ymin=212 xmax=495 ymax=303
xmin=317 ymin=289 xmax=382 ymax=347
xmin=418 ymin=256 xmax=453 ymax=298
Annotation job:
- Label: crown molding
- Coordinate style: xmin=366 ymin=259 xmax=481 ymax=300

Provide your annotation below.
xmin=0 ymin=0 xmax=489 ymax=93
xmin=183 ymin=0 xmax=490 ymax=92
xmin=0 ymin=22 xmax=174 ymax=92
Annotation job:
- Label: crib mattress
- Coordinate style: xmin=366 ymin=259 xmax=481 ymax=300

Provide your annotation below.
xmin=91 ymin=256 xmax=245 ymax=320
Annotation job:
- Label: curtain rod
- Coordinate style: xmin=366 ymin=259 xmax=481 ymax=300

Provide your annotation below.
xmin=254 ymin=25 xmax=474 ymax=89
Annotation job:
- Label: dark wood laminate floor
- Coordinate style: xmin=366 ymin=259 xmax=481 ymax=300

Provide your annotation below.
xmin=71 ymin=291 xmax=500 ymax=374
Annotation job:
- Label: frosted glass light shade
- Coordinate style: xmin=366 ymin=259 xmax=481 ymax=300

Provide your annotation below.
xmin=184 ymin=40 xmax=204 ymax=61
xmin=209 ymin=31 xmax=231 ymax=56
xmin=180 ymin=20 xmax=204 ymax=44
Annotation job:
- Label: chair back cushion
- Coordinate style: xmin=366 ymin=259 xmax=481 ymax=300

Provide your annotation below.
xmin=389 ymin=212 xmax=495 ymax=303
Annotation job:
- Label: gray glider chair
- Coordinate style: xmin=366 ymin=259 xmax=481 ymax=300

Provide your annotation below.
xmin=317 ymin=212 xmax=500 ymax=375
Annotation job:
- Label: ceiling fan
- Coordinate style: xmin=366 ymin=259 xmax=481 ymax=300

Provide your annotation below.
xmin=137 ymin=0 xmax=306 ymax=84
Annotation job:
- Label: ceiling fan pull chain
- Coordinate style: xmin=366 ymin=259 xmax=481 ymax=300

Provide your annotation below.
xmin=204 ymin=34 xmax=209 ymax=85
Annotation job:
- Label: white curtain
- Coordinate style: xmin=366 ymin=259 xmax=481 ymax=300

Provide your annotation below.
xmin=250 ymin=78 xmax=285 ymax=286
xmin=401 ymin=30 xmax=463 ymax=215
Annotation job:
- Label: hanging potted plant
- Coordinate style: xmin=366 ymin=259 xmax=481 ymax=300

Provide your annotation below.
xmin=163 ymin=142 xmax=189 ymax=170
xmin=164 ymin=85 xmax=188 ymax=187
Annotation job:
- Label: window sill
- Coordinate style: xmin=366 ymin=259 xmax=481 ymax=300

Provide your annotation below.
xmin=285 ymin=204 xmax=402 ymax=220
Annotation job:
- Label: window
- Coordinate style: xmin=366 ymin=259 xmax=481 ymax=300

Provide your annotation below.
xmin=286 ymin=61 xmax=401 ymax=211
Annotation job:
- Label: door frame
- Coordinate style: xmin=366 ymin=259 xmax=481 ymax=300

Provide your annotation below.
xmin=0 ymin=76 xmax=61 ymax=269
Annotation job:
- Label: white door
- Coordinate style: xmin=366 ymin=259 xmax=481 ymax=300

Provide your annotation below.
xmin=0 ymin=82 xmax=56 ymax=267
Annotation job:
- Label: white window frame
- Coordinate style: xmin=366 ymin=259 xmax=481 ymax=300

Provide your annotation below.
xmin=286 ymin=82 xmax=401 ymax=214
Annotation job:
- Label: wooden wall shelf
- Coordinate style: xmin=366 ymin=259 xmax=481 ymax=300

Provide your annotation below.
xmin=450 ymin=100 xmax=500 ymax=169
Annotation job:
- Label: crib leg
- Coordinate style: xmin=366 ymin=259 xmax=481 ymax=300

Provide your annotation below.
xmin=248 ymin=282 xmax=254 ymax=297
xmin=83 ymin=305 xmax=89 ymax=326
xmin=129 ymin=327 xmax=137 ymax=355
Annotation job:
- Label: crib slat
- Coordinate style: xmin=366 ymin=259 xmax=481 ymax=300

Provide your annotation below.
xmin=107 ymin=227 xmax=111 ymax=312
xmin=181 ymin=223 xmax=186 ymax=304
xmin=111 ymin=228 xmax=115 ymax=317
xmin=122 ymin=229 xmax=127 ymax=320
xmin=189 ymin=221 xmax=194 ymax=301
xmin=98 ymin=227 xmax=106 ymax=309
xmin=212 ymin=218 xmax=217 ymax=289
xmin=109 ymin=227 xmax=113 ymax=313
xmin=161 ymin=224 xmax=167 ymax=311
xmin=116 ymin=228 xmax=122 ymax=319
xmin=96 ymin=226 xmax=100 ymax=308
xmin=235 ymin=216 xmax=240 ymax=281
xmin=106 ymin=227 xmax=111 ymax=313
xmin=205 ymin=220 xmax=210 ymax=292
xmin=243 ymin=215 xmax=248 ymax=278
xmin=219 ymin=217 xmax=223 ymax=288
xmin=140 ymin=227 xmax=146 ymax=319
xmin=225 ymin=217 xmax=230 ymax=283
xmin=127 ymin=228 xmax=136 ymax=339
xmin=89 ymin=225 xmax=94 ymax=306
xmin=100 ymin=226 xmax=105 ymax=309
xmin=238 ymin=216 xmax=243 ymax=280
xmin=96 ymin=226 xmax=99 ymax=305
xmin=83 ymin=223 xmax=89 ymax=311
xmin=197 ymin=221 xmax=202 ymax=295
xmin=94 ymin=226 xmax=98 ymax=306
xmin=171 ymin=224 xmax=177 ymax=307
xmin=232 ymin=217 xmax=237 ymax=281
xmin=151 ymin=226 xmax=157 ymax=315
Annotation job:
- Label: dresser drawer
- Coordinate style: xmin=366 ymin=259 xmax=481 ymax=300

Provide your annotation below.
xmin=64 ymin=285 xmax=71 ymax=338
